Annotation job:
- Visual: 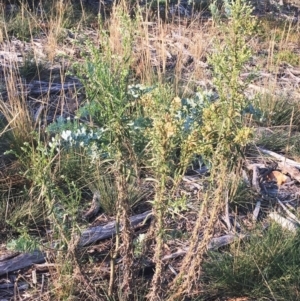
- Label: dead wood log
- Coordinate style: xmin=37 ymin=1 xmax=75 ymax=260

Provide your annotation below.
xmin=79 ymin=210 xmax=152 ymax=246
xmin=27 ymin=80 xmax=82 ymax=96
xmin=0 ymin=250 xmax=45 ymax=276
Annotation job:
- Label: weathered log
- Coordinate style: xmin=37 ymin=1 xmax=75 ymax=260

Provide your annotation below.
xmin=27 ymin=80 xmax=82 ymax=96
xmin=79 ymin=210 xmax=152 ymax=246
xmin=0 ymin=250 xmax=45 ymax=276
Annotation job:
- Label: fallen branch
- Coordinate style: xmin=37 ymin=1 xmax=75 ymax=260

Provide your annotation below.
xmin=1 ymin=210 xmax=245 ymax=277
xmin=27 ymin=80 xmax=82 ymax=96
xmin=82 ymin=191 xmax=101 ymax=221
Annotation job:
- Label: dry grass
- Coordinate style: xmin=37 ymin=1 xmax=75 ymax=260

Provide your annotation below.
xmin=0 ymin=63 xmax=35 ymax=150
xmin=132 ymin=15 xmax=214 ymax=93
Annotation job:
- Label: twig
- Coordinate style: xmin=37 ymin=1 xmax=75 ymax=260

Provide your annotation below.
xmin=223 ymin=190 xmax=231 ymax=231
xmin=252 ymin=164 xmax=262 ymax=193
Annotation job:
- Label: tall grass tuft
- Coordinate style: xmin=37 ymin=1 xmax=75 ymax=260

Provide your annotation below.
xmin=0 ymin=64 xmax=36 ymax=153
xmin=203 ymin=224 xmax=300 ymax=301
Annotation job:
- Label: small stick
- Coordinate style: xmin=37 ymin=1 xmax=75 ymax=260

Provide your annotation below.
xmin=252 ymin=200 xmax=261 ymax=222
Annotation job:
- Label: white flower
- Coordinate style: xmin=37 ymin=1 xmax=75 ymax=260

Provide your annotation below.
xmin=61 ymin=130 xmax=72 ymax=141
xmin=89 ymin=142 xmax=100 ymax=163
xmin=49 ymin=136 xmax=60 ymax=149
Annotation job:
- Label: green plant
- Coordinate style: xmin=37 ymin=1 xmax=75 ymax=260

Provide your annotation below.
xmin=72 ymin=6 xmax=140 ymax=298
xmin=276 ymin=49 xmax=300 ymax=66
xmin=140 ymin=81 xmax=206 ymax=299
xmin=253 ymin=93 xmax=300 ymax=130
xmin=1 ymin=4 xmax=40 ymax=41
xmin=7 ymin=232 xmax=39 ymax=252
xmin=91 ymin=172 xmax=148 ymax=216
xmin=203 ymin=224 xmax=300 ymax=300
xmin=6 ymin=136 xmax=89 ymax=300
xmin=168 ymin=1 xmax=256 ymax=299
